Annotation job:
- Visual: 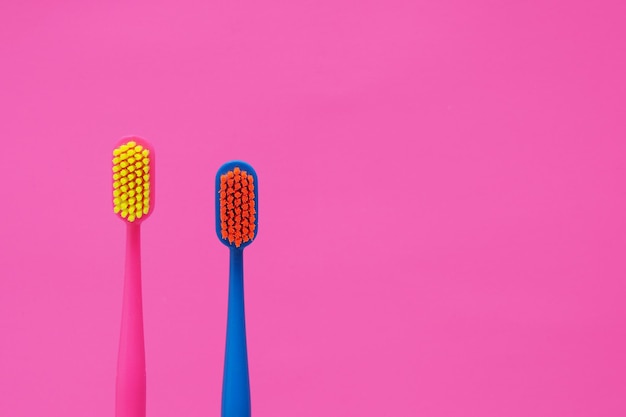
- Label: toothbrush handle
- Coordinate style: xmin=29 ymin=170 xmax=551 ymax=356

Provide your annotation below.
xmin=222 ymin=249 xmax=251 ymax=417
xmin=116 ymin=224 xmax=146 ymax=417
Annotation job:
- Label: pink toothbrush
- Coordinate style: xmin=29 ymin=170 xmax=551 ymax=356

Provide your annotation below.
xmin=111 ymin=136 xmax=155 ymax=417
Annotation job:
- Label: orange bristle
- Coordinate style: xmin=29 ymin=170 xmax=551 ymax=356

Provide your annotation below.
xmin=220 ymin=167 xmax=256 ymax=247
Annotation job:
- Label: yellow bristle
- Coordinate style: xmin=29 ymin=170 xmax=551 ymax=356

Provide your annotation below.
xmin=113 ymin=140 xmax=152 ymax=222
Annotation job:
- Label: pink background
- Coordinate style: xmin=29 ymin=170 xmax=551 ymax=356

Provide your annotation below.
xmin=1 ymin=1 xmax=625 ymax=416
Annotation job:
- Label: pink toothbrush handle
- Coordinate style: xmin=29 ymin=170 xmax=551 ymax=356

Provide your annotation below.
xmin=116 ymin=224 xmax=146 ymax=417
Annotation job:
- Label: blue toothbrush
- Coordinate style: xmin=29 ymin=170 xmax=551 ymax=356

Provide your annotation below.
xmin=216 ymin=161 xmax=258 ymax=417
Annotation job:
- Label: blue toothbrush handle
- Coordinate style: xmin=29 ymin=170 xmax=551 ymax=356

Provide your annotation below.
xmin=222 ymin=248 xmax=251 ymax=417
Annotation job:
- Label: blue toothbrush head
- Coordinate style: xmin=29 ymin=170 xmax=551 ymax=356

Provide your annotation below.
xmin=215 ymin=160 xmax=258 ymax=250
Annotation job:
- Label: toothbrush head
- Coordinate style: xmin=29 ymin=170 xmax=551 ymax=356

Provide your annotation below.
xmin=216 ymin=161 xmax=258 ymax=249
xmin=112 ymin=136 xmax=154 ymax=224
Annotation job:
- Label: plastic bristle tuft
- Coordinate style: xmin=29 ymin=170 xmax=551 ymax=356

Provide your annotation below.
xmin=113 ymin=139 xmax=151 ymax=222
xmin=219 ymin=167 xmax=256 ymax=247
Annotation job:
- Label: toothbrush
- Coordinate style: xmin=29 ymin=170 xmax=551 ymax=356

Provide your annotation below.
xmin=216 ymin=161 xmax=258 ymax=417
xmin=112 ymin=136 xmax=154 ymax=417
